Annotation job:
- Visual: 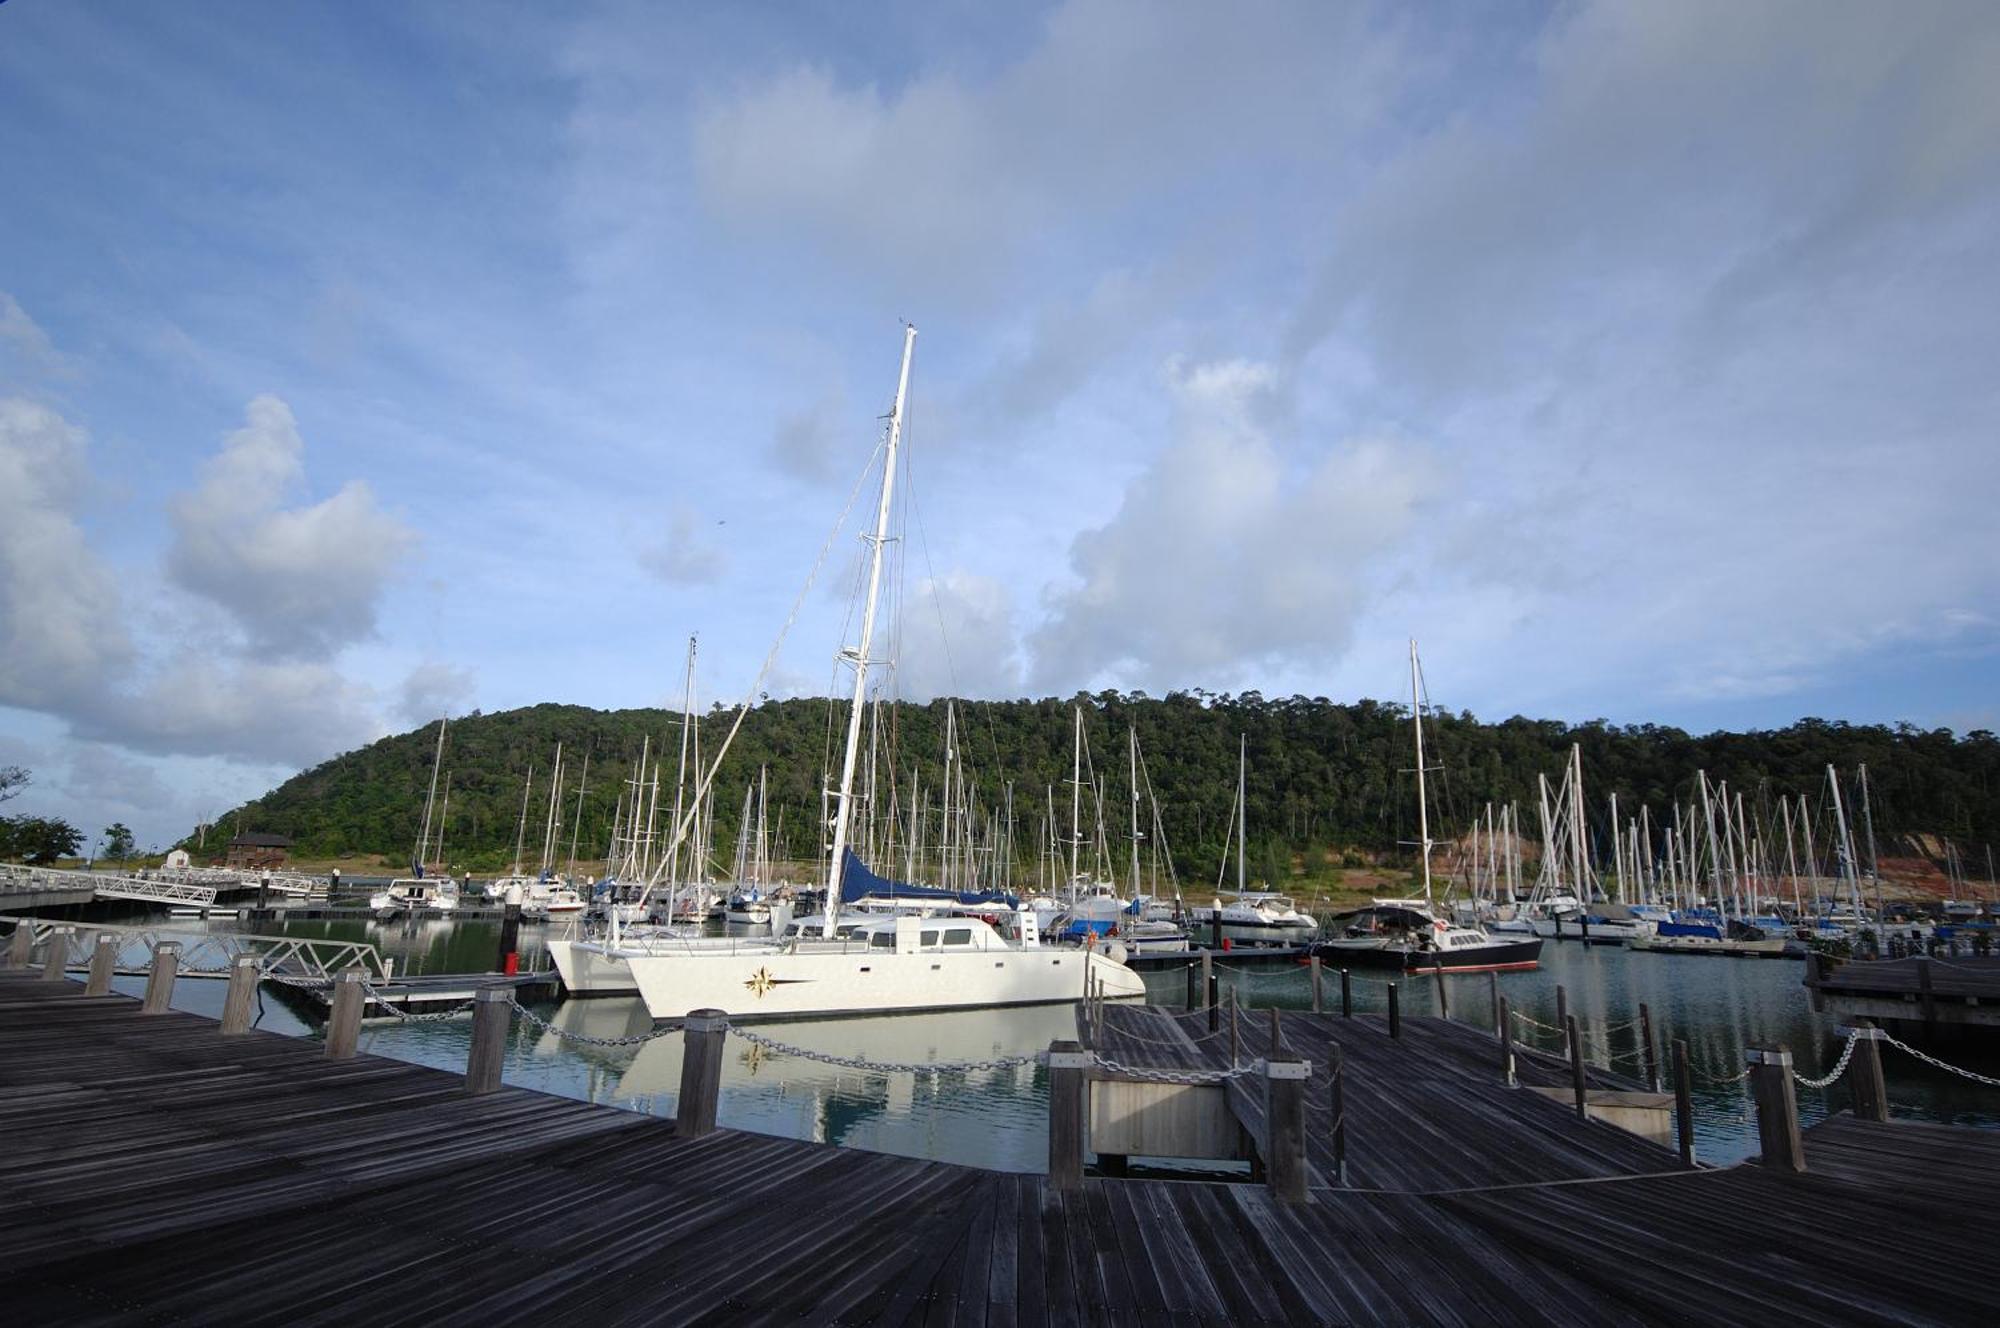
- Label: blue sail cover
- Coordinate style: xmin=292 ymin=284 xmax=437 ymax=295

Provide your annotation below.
xmin=839 ymin=848 xmax=1018 ymax=909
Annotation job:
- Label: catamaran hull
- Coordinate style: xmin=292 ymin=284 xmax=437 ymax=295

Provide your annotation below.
xmin=547 ymin=939 xmax=638 ymax=996
xmin=1187 ymin=918 xmax=1318 ymax=948
xmin=1310 ymin=937 xmax=1544 ymax=973
xmin=622 ymin=947 xmax=1146 ymax=1021
xmin=1533 ymin=916 xmax=1650 ymax=945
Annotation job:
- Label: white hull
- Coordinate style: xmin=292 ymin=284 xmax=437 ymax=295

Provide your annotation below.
xmin=547 ymin=939 xmax=638 ymax=996
xmin=623 ymin=944 xmax=1144 ymax=1021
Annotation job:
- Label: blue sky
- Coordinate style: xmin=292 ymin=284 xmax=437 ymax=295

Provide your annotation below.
xmin=2 ymin=0 xmax=1996 ymax=849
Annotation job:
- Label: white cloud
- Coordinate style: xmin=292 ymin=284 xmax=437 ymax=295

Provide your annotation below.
xmin=1030 ymin=358 xmax=1437 ymax=692
xmin=0 ymin=293 xmax=77 ymax=385
xmin=0 ymin=398 xmax=132 ymax=711
xmin=167 ymin=395 xmax=415 ymax=656
xmin=399 ymin=660 xmax=477 ymax=726
xmin=76 ymin=656 xmax=385 ymax=769
xmin=894 ymin=571 xmax=1025 ymax=701
xmin=640 ymin=505 xmax=727 ymax=586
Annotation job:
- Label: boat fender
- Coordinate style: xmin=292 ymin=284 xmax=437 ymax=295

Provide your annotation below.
xmin=1105 ymin=940 xmax=1129 ymax=966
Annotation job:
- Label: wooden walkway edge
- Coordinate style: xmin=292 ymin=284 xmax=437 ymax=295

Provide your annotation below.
xmin=2 ymin=974 xmax=1997 ymax=1325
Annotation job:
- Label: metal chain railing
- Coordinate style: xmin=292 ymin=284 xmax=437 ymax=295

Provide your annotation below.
xmin=508 ymin=999 xmax=684 ymax=1047
xmin=1088 ymin=1052 xmax=1265 ymax=1085
xmin=728 ymin=1026 xmax=1044 ymax=1076
xmin=1881 ymin=1030 xmax=2000 ymax=1088
xmin=359 ymin=984 xmax=479 ymax=1023
xmin=1791 ymin=1029 xmax=1861 ymax=1089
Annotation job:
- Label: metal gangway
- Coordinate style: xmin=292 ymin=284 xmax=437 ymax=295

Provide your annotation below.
xmin=0 ymin=863 xmax=219 ymax=908
xmin=1 ymin=916 xmax=391 ymax=982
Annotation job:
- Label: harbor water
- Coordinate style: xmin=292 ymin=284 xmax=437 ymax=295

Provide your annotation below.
xmin=119 ymin=913 xmax=2000 ymax=1172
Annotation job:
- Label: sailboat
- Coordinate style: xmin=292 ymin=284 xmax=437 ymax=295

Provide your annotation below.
xmin=370 ymin=718 xmax=461 ymax=919
xmin=618 ymin=326 xmax=1145 ymax=1020
xmin=1186 ymin=737 xmax=1318 ymax=947
xmin=1314 ymin=642 xmax=1542 ymax=973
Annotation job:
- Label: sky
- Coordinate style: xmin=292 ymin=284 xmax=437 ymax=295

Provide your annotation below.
xmin=2 ymin=0 xmax=1997 ymax=850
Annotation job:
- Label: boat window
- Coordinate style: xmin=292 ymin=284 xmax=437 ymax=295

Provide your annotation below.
xmin=869 ymin=932 xmax=895 ymax=950
xmin=920 ymin=930 xmax=940 ymax=947
xmin=942 ymin=927 xmax=973 ymax=947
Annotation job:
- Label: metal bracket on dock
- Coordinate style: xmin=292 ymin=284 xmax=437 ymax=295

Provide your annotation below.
xmin=1264 ymin=1060 xmax=1312 ymax=1080
xmin=1048 ymin=1052 xmax=1094 ymax=1070
xmin=1837 ymin=1025 xmax=1886 ymax=1040
xmin=1744 ymin=1048 xmax=1793 ymax=1067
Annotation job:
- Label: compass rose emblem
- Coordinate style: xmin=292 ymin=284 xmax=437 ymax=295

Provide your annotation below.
xmin=745 ymin=966 xmax=778 ymax=998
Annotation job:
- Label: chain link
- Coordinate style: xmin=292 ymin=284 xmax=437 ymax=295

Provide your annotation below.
xmin=1510 ymin=1009 xmax=1565 ymax=1035
xmin=729 ymin=1026 xmax=1043 ymax=1075
xmin=1881 ymin=1031 xmax=2000 ymax=1088
xmin=1791 ymin=1030 xmax=1860 ymax=1089
xmin=1088 ymin=1052 xmax=1266 ymax=1085
xmin=508 ymin=999 xmax=684 ymax=1047
xmin=359 ymin=983 xmax=479 ymax=1023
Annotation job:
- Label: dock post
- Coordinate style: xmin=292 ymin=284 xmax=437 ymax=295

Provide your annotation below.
xmin=1340 ymin=968 xmax=1352 ymax=1018
xmin=1386 ymin=982 xmax=1401 ymax=1039
xmin=141 ymin=942 xmax=179 ymax=1014
xmin=220 ymin=955 xmax=259 ymax=1034
xmin=1844 ymin=1020 xmax=1889 ymax=1123
xmin=1498 ymin=995 xmax=1517 ymax=1086
xmin=496 ymin=883 xmax=523 ymax=976
xmin=1556 ymin=983 xmax=1568 ymax=1033
xmin=84 ymin=932 xmax=119 ymax=996
xmin=1310 ymin=955 xmax=1323 ymax=1014
xmin=1205 ymin=952 xmax=1218 ymax=1032
xmin=1268 ymin=1005 xmax=1282 ymax=1056
xmin=1566 ymin=1014 xmax=1587 ymax=1118
xmin=1639 ymin=1002 xmax=1660 ymax=1093
xmin=1917 ymin=957 xmax=1937 ymax=1031
xmin=6 ymin=921 xmax=31 ymax=969
xmin=1047 ymin=1039 xmax=1088 ymax=1191
xmin=1328 ymin=1040 xmax=1348 ymax=1185
xmin=1673 ymin=1038 xmax=1695 ymax=1167
xmin=1747 ymin=1045 xmax=1807 ymax=1173
xmin=464 ymin=986 xmax=513 ymax=1095
xmin=39 ymin=925 xmax=73 ymax=982
xmin=1186 ymin=960 xmax=1198 ymax=1011
xmin=676 ymin=1009 xmax=728 ymax=1137
xmin=1229 ymin=991 xmax=1241 ymax=1067
xmin=1806 ymin=951 xmax=1826 ymax=1013
xmin=1432 ymin=959 xmax=1449 ymax=1020
xmin=1264 ymin=1057 xmax=1311 ymax=1205
xmin=1488 ymin=971 xmax=1501 ymax=1036
xmin=324 ymin=968 xmax=364 ymax=1057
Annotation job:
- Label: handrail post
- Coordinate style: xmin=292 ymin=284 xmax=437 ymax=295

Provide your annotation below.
xmin=219 ymin=956 xmax=260 ymax=1034
xmin=1204 ymin=952 xmax=1217 ymax=1032
xmin=1498 ymin=994 xmax=1517 ymax=1086
xmin=1555 ymin=983 xmax=1568 ymax=1033
xmin=676 ymin=1009 xmax=727 ymax=1137
xmin=1566 ymin=1014 xmax=1587 ymax=1118
xmin=1264 ymin=1058 xmax=1310 ymax=1205
xmin=141 ymin=942 xmax=180 ymax=1013
xmin=40 ymin=925 xmax=74 ymax=982
xmin=464 ymin=986 xmax=512 ymax=1094
xmin=1747 ymin=1045 xmax=1806 ymax=1172
xmin=1327 ymin=1040 xmax=1348 ymax=1185
xmin=1488 ymin=971 xmax=1501 ymax=1036
xmin=325 ymin=968 xmax=365 ymax=1057
xmin=84 ymin=932 xmax=119 ymax=996
xmin=1673 ymin=1038 xmax=1696 ymax=1168
xmin=1843 ymin=1021 xmax=1889 ymax=1123
xmin=1185 ymin=959 xmax=1198 ymax=1011
xmin=1386 ymin=982 xmax=1400 ymax=1039
xmin=1310 ymin=955 xmax=1323 ymax=1014
xmin=1047 ymin=1039 xmax=1089 ymax=1191
xmin=1432 ymin=959 xmax=1448 ymax=1020
xmin=6 ymin=921 xmax=31 ymax=969
xmin=1639 ymin=1002 xmax=1660 ymax=1092
xmin=1340 ymin=968 xmax=1352 ymax=1018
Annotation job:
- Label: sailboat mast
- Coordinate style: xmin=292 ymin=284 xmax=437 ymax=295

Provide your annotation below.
xmin=1128 ymin=728 xmax=1142 ymax=900
xmin=823 ymin=324 xmax=916 ymax=936
xmin=1069 ymin=707 xmax=1083 ymax=893
xmin=1236 ymin=734 xmax=1247 ymax=895
xmin=1410 ymin=640 xmax=1433 ymax=910
xmin=415 ymin=717 xmax=447 ymax=873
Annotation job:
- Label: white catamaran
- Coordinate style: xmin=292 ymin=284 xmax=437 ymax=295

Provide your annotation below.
xmin=618 ymin=326 xmax=1144 ymax=1020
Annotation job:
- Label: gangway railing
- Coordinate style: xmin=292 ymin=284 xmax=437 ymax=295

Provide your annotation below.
xmin=0 ymin=863 xmax=219 ymax=907
xmin=0 ymin=917 xmax=390 ymax=983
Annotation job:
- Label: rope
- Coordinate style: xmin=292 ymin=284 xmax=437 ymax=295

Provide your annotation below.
xmin=1510 ymin=1009 xmax=1565 ymax=1035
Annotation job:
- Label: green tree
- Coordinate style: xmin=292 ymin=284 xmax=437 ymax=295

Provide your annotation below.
xmin=0 ymin=816 xmax=84 ymax=865
xmin=103 ymin=823 xmax=136 ymax=864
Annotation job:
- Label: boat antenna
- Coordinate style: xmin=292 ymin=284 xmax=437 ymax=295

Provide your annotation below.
xmin=823 ymin=324 xmax=916 ymax=937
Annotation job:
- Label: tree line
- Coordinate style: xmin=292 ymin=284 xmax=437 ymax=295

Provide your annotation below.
xmin=179 ymin=694 xmax=2000 ymax=883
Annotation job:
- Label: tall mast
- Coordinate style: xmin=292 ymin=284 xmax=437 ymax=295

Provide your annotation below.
xmin=565 ymin=752 xmax=589 ymax=885
xmin=414 ymin=717 xmax=447 ymax=874
xmin=1859 ymin=763 xmax=1884 ymax=927
xmin=1128 ymin=728 xmax=1142 ymax=900
xmin=1236 ymin=734 xmax=1248 ymax=895
xmin=1410 ymin=640 xmax=1433 ymax=910
xmin=823 ymin=325 xmax=916 ymax=936
xmin=1069 ymin=706 xmax=1083 ymax=893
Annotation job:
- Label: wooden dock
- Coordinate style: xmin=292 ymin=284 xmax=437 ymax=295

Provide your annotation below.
xmin=1808 ymin=952 xmax=2000 ymax=1037
xmin=3 ymin=972 xmax=1999 ymax=1324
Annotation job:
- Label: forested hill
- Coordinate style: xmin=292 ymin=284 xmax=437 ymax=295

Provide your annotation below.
xmin=186 ymin=695 xmax=2000 ymax=880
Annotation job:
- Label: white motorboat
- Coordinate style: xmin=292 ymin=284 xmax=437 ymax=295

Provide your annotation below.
xmin=618 ymin=328 xmax=1143 ymax=1022
xmin=1187 ymin=892 xmax=1318 ymax=947
xmin=369 ymin=876 xmax=457 ymax=920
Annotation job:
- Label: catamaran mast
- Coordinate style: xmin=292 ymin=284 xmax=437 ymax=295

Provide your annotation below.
xmin=1236 ymin=735 xmax=1247 ymax=895
xmin=823 ymin=325 xmax=916 ymax=937
xmin=415 ymin=717 xmax=447 ymax=875
xmin=1410 ymin=640 xmax=1434 ymax=911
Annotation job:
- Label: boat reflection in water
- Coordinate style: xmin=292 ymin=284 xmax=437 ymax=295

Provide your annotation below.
xmin=523 ymin=999 xmax=1074 ymax=1168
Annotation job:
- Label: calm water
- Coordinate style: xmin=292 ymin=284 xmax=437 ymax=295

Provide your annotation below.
xmin=118 ymin=913 xmax=2000 ymax=1172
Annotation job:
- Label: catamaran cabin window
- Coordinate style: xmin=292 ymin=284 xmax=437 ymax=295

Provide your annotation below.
xmin=942 ymin=927 xmax=973 ymax=947
xmin=869 ymin=932 xmax=896 ymax=950
xmin=920 ymin=930 xmax=940 ymax=947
